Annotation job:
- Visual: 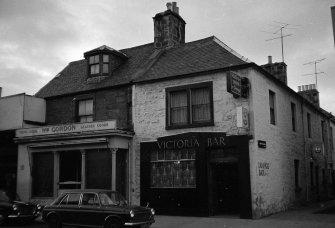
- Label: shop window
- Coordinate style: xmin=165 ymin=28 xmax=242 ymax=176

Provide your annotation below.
xmin=77 ymin=99 xmax=93 ymax=123
xmin=269 ymin=90 xmax=276 ymax=125
xmin=150 ymin=149 xmax=196 ymax=188
xmin=32 ymin=152 xmax=54 ymax=197
xmin=59 ymin=151 xmax=81 ymax=189
xmin=166 ymin=82 xmax=213 ymax=129
xmin=86 ymin=149 xmax=112 ymax=189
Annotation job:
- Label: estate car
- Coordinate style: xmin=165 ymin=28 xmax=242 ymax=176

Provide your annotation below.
xmin=42 ymin=189 xmax=155 ymax=228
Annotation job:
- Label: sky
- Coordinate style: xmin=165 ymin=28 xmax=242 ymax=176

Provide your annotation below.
xmin=0 ymin=0 xmax=335 ymax=113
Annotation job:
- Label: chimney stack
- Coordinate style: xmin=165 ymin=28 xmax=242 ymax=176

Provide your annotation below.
xmin=153 ymin=2 xmax=185 ymax=49
xmin=298 ymin=84 xmax=320 ymax=107
xmin=261 ymin=56 xmax=287 ymax=85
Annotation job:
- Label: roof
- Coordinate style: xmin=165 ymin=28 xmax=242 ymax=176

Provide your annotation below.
xmin=35 ymin=36 xmax=248 ymax=98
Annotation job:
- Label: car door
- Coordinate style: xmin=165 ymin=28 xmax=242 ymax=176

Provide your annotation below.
xmin=77 ymin=193 xmax=105 ymax=227
xmin=58 ymin=193 xmax=81 ymax=225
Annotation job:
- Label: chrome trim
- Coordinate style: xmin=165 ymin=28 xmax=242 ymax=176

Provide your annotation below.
xmin=8 ymin=214 xmax=36 ymax=218
xmin=124 ymin=220 xmax=155 ymax=226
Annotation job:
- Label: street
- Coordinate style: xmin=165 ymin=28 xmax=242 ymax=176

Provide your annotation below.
xmin=2 ymin=201 xmax=335 ymax=228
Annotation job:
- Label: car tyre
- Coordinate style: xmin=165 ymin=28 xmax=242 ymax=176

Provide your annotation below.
xmin=0 ymin=213 xmax=6 ymax=226
xmin=47 ymin=215 xmax=62 ymax=228
xmin=105 ymin=219 xmax=122 ymax=228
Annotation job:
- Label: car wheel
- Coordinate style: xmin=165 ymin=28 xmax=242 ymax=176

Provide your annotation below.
xmin=105 ymin=219 xmax=122 ymax=228
xmin=47 ymin=215 xmax=62 ymax=228
xmin=0 ymin=213 xmax=6 ymax=225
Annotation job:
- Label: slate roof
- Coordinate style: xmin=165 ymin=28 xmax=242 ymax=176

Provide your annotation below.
xmin=36 ymin=36 xmax=248 ymax=98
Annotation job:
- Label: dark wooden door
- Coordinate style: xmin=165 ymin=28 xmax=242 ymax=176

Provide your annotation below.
xmin=211 ymin=162 xmax=239 ymax=214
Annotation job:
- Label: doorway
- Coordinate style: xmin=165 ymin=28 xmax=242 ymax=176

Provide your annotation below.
xmin=211 ymin=162 xmax=239 ymax=215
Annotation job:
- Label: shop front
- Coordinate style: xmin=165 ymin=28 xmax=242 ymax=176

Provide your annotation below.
xmin=140 ymin=132 xmax=252 ymax=218
xmin=15 ymin=120 xmax=133 ymax=205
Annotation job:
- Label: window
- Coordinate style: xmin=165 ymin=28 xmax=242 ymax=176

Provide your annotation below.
xmin=294 ymin=159 xmax=301 ymax=192
xmin=60 ymin=193 xmax=81 ymax=206
xmin=307 ymin=113 xmax=311 ymax=138
xmin=77 ymin=99 xmax=93 ymax=123
xmin=269 ymin=90 xmax=276 ymax=125
xmin=310 ymin=162 xmax=314 ymax=187
xmin=166 ymin=82 xmax=213 ymax=129
xmin=88 ymin=54 xmax=110 ymax=76
xmin=32 ymin=152 xmax=54 ymax=197
xmin=321 ymin=120 xmax=325 ymax=143
xmin=82 ymin=193 xmax=99 ymax=206
xmin=330 ymin=127 xmax=333 ymax=149
xmin=150 ymin=149 xmax=196 ymax=188
xmin=291 ymin=102 xmax=296 ymax=132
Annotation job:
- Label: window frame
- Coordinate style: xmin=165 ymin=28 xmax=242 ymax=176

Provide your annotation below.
xmin=291 ymin=102 xmax=296 ymax=132
xmin=75 ymin=95 xmax=95 ymax=123
xmin=307 ymin=112 xmax=312 ymax=138
xmin=165 ymin=82 xmax=214 ymax=130
xmin=269 ymin=90 xmax=276 ymax=125
xmin=87 ymin=53 xmax=111 ymax=77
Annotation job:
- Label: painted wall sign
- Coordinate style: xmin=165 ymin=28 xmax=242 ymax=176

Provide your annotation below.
xmin=156 ymin=136 xmax=226 ymax=150
xmin=258 ymin=140 xmax=266 ymax=148
xmin=15 ymin=120 xmax=117 ymax=138
xmin=258 ymin=162 xmax=270 ymax=176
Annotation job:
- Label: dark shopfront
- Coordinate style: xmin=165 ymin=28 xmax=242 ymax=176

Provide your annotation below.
xmin=140 ymin=132 xmax=252 ymax=219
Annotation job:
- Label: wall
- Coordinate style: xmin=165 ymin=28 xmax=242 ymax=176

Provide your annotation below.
xmin=45 ymin=86 xmax=131 ymax=130
xmin=132 ymin=71 xmax=250 ymax=205
xmin=0 ymin=94 xmax=24 ymax=130
xmin=248 ymin=68 xmax=333 ymax=218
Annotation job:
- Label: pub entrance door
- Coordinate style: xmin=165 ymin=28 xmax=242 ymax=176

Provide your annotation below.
xmin=210 ymin=162 xmax=239 ymax=215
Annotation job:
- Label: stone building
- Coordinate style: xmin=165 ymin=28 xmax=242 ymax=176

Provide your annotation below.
xmin=14 ymin=2 xmax=335 ymax=219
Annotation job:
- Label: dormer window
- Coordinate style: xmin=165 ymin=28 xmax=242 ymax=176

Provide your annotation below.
xmin=89 ymin=54 xmax=110 ymax=75
xmin=84 ymin=45 xmax=129 ymax=81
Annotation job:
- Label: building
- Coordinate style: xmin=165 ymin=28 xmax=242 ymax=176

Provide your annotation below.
xmin=0 ymin=92 xmax=45 ymax=196
xmin=14 ymin=3 xmax=335 ymax=219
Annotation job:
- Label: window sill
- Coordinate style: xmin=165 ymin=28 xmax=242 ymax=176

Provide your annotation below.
xmin=166 ymin=121 xmax=214 ymax=130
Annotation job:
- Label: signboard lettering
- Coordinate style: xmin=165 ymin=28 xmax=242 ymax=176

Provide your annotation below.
xmin=227 ymin=71 xmax=242 ymax=97
xmin=15 ymin=120 xmax=116 ymax=138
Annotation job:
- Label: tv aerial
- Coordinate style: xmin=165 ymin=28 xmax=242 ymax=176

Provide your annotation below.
xmin=302 ymin=58 xmax=326 ymax=89
xmin=262 ymin=21 xmax=300 ymax=62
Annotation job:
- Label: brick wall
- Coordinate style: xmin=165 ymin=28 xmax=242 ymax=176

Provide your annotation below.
xmin=45 ymin=86 xmax=131 ymax=130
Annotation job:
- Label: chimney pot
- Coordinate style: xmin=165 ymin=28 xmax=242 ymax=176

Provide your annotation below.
xmin=166 ymin=2 xmax=172 ymax=11
xmin=172 ymin=2 xmax=177 ymax=12
xmin=298 ymin=86 xmax=301 ymax=92
xmin=268 ymin=56 xmax=272 ymax=64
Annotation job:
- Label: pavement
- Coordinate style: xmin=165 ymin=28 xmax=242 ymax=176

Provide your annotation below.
xmin=33 ymin=200 xmax=335 ymax=228
xmin=150 ymin=200 xmax=335 ymax=228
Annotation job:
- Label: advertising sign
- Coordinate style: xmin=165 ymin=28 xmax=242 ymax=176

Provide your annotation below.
xmin=236 ymin=106 xmax=249 ymax=129
xmin=227 ymin=71 xmax=242 ymax=97
xmin=15 ymin=120 xmax=116 ymax=138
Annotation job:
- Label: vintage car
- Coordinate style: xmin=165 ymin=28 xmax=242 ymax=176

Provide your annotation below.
xmin=42 ymin=189 xmax=155 ymax=228
xmin=0 ymin=189 xmax=42 ymax=225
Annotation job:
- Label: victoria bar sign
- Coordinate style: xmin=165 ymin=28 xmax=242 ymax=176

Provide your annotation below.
xmin=226 ymin=71 xmax=249 ymax=98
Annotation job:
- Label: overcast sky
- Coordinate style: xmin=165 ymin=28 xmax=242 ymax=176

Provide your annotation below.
xmin=1 ymin=0 xmax=334 ymax=113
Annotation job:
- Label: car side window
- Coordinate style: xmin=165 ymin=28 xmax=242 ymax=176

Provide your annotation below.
xmin=82 ymin=193 xmax=99 ymax=207
xmin=59 ymin=193 xmax=81 ymax=206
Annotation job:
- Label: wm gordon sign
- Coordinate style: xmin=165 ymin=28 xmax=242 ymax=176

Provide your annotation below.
xmin=16 ymin=120 xmax=116 ymax=138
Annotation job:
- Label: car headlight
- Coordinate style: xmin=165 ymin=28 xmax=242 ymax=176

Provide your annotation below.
xmin=130 ymin=210 xmax=135 ymax=218
xmin=12 ymin=205 xmax=18 ymax=211
xmin=37 ymin=204 xmax=42 ymax=211
xmin=151 ymin=208 xmax=155 ymax=215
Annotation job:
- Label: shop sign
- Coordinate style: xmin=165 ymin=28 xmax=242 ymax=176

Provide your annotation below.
xmin=236 ymin=106 xmax=249 ymax=129
xmin=227 ymin=71 xmax=242 ymax=97
xmin=15 ymin=120 xmax=116 ymax=138
xmin=227 ymin=71 xmax=249 ymax=98
xmin=258 ymin=140 xmax=266 ymax=148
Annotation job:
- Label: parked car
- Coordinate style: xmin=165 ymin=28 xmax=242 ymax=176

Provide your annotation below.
xmin=0 ymin=189 xmax=42 ymax=225
xmin=42 ymin=189 xmax=155 ymax=228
